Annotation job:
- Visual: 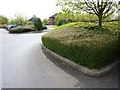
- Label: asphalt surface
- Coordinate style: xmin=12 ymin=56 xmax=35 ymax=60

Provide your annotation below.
xmin=1 ymin=28 xmax=119 ymax=88
xmin=0 ymin=29 xmax=2 ymax=89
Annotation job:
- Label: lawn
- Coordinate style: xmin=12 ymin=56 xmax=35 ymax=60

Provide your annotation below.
xmin=42 ymin=22 xmax=119 ymax=69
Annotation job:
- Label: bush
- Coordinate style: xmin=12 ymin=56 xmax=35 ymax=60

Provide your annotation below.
xmin=0 ymin=24 xmax=6 ymax=28
xmin=33 ymin=17 xmax=42 ymax=31
xmin=42 ymin=25 xmax=47 ymax=30
xmin=57 ymin=19 xmax=73 ymax=26
xmin=42 ymin=22 xmax=119 ymax=69
xmin=42 ymin=18 xmax=48 ymax=25
xmin=9 ymin=26 xmax=34 ymax=33
xmin=57 ymin=19 xmax=66 ymax=26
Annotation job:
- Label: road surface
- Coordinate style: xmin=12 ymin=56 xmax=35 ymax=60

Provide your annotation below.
xmin=1 ymin=28 xmax=119 ymax=88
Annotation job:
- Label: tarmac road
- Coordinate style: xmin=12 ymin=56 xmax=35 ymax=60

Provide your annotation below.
xmin=1 ymin=28 xmax=119 ymax=88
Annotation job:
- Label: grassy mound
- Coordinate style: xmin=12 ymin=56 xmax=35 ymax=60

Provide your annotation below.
xmin=42 ymin=22 xmax=119 ymax=69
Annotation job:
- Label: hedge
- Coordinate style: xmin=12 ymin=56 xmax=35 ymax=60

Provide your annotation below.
xmin=42 ymin=22 xmax=119 ymax=69
xmin=9 ymin=26 xmax=34 ymax=33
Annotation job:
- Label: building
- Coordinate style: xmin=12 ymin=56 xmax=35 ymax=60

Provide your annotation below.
xmin=28 ymin=17 xmax=34 ymax=22
xmin=48 ymin=13 xmax=58 ymax=25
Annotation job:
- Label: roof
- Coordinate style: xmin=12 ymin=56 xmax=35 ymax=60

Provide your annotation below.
xmin=28 ymin=17 xmax=34 ymax=22
xmin=49 ymin=13 xmax=58 ymax=18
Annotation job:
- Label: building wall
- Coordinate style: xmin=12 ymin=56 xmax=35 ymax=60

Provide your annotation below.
xmin=48 ymin=17 xmax=55 ymax=25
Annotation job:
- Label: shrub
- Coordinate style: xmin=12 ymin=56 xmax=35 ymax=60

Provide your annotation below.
xmin=33 ymin=17 xmax=42 ymax=31
xmin=42 ymin=18 xmax=48 ymax=25
xmin=0 ymin=24 xmax=6 ymax=28
xmin=57 ymin=19 xmax=73 ymax=26
xmin=42 ymin=22 xmax=119 ymax=69
xmin=9 ymin=26 xmax=34 ymax=33
xmin=42 ymin=25 xmax=47 ymax=30
xmin=57 ymin=19 xmax=67 ymax=26
xmin=55 ymin=12 xmax=74 ymax=25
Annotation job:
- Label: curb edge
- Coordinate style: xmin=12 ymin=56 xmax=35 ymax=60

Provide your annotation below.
xmin=41 ymin=44 xmax=120 ymax=76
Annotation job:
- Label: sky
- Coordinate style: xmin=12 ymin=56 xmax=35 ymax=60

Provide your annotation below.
xmin=0 ymin=0 xmax=61 ymax=20
xmin=0 ymin=0 xmax=119 ymax=20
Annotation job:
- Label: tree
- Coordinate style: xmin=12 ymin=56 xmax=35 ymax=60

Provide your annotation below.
xmin=10 ymin=14 xmax=28 ymax=26
xmin=42 ymin=18 xmax=48 ymax=25
xmin=33 ymin=16 xmax=42 ymax=31
xmin=56 ymin=0 xmax=83 ymax=14
xmin=56 ymin=0 xmax=117 ymax=28
xmin=0 ymin=15 xmax=8 ymax=25
xmin=84 ymin=0 xmax=117 ymax=28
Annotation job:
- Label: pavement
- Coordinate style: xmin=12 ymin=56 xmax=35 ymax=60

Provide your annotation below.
xmin=0 ymin=27 xmax=119 ymax=88
xmin=0 ymin=29 xmax=2 ymax=89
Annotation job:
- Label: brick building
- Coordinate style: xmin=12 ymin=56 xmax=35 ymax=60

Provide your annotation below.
xmin=48 ymin=13 xmax=58 ymax=25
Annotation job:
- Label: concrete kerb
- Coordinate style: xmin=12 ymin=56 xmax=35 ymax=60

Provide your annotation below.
xmin=41 ymin=44 xmax=120 ymax=77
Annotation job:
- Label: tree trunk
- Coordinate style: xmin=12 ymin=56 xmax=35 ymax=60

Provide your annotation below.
xmin=98 ymin=15 xmax=102 ymax=29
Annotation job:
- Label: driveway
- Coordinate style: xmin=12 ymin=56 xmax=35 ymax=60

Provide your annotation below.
xmin=1 ymin=28 xmax=119 ymax=88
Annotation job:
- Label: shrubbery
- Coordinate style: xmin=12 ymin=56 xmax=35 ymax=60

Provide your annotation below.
xmin=42 ymin=25 xmax=47 ymax=30
xmin=33 ymin=17 xmax=48 ymax=30
xmin=0 ymin=24 xmax=6 ymax=28
xmin=42 ymin=22 xmax=119 ymax=69
xmin=57 ymin=19 xmax=73 ymax=26
xmin=33 ymin=17 xmax=42 ymax=31
xmin=9 ymin=26 xmax=34 ymax=33
xmin=9 ymin=25 xmax=47 ymax=33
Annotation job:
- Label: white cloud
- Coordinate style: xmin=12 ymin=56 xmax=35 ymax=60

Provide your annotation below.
xmin=0 ymin=0 xmax=61 ymax=19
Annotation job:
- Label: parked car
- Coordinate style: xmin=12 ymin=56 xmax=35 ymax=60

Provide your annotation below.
xmin=6 ymin=25 xmax=20 ymax=30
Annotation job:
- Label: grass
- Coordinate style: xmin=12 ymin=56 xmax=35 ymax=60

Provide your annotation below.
xmin=42 ymin=22 xmax=119 ymax=69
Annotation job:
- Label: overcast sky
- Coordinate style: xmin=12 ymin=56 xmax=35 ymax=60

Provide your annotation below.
xmin=0 ymin=0 xmax=61 ymax=20
xmin=0 ymin=0 xmax=119 ymax=20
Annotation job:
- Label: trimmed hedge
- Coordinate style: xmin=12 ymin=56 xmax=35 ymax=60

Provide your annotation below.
xmin=9 ymin=27 xmax=34 ymax=33
xmin=9 ymin=25 xmax=47 ymax=33
xmin=42 ymin=22 xmax=119 ymax=69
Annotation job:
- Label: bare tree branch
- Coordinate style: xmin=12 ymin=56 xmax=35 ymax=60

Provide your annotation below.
xmin=84 ymin=0 xmax=99 ymax=16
